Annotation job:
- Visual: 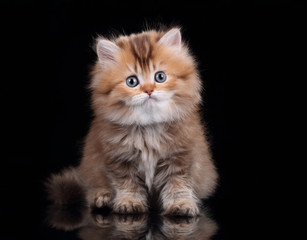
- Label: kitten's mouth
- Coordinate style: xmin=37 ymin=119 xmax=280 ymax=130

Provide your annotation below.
xmin=127 ymin=95 xmax=160 ymax=107
xmin=147 ymin=96 xmax=157 ymax=100
xmin=135 ymin=96 xmax=158 ymax=107
xmin=145 ymin=96 xmax=158 ymax=103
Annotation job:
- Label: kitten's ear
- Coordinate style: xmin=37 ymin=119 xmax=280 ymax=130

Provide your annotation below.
xmin=158 ymin=28 xmax=182 ymax=49
xmin=96 ymin=38 xmax=120 ymax=67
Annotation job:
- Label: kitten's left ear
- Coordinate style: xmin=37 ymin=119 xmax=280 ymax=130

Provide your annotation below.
xmin=158 ymin=28 xmax=182 ymax=49
xmin=96 ymin=38 xmax=120 ymax=67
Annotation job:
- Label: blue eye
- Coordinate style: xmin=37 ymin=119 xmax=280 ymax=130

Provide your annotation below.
xmin=155 ymin=71 xmax=167 ymax=83
xmin=126 ymin=76 xmax=139 ymax=87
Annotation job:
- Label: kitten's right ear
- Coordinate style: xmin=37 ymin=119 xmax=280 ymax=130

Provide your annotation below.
xmin=158 ymin=28 xmax=182 ymax=49
xmin=96 ymin=38 xmax=120 ymax=67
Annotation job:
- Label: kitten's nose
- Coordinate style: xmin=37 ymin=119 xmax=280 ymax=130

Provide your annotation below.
xmin=144 ymin=89 xmax=154 ymax=96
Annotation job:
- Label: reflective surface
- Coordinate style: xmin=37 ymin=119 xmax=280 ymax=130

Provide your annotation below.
xmin=47 ymin=204 xmax=218 ymax=240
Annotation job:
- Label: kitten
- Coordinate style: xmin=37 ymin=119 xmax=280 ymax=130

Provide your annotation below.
xmin=47 ymin=27 xmax=218 ymax=216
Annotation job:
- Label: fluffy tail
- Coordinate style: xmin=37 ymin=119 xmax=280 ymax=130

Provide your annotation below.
xmin=45 ymin=167 xmax=87 ymax=206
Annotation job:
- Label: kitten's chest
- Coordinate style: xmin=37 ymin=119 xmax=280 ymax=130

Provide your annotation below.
xmin=138 ymin=147 xmax=158 ymax=191
xmin=125 ymin=125 xmax=170 ymax=190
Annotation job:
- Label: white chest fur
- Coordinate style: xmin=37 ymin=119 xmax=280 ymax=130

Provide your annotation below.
xmin=139 ymin=146 xmax=158 ymax=190
xmin=132 ymin=124 xmax=167 ymax=191
xmin=106 ymin=124 xmax=170 ymax=190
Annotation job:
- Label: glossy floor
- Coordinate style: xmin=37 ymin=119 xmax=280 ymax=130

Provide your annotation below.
xmin=46 ymin=204 xmax=221 ymax=240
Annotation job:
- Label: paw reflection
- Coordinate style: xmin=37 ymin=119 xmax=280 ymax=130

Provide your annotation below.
xmin=94 ymin=213 xmax=111 ymax=227
xmin=47 ymin=205 xmax=218 ymax=239
xmin=160 ymin=215 xmax=218 ymax=239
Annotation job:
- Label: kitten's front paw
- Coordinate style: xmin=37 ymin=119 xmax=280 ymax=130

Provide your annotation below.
xmin=163 ymin=199 xmax=200 ymax=217
xmin=95 ymin=192 xmax=112 ymax=208
xmin=113 ymin=198 xmax=147 ymax=214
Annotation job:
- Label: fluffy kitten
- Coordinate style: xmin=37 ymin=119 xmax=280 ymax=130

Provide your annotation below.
xmin=47 ymin=27 xmax=218 ymax=216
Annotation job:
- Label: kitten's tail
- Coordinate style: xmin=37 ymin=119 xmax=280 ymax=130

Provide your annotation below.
xmin=45 ymin=167 xmax=87 ymax=206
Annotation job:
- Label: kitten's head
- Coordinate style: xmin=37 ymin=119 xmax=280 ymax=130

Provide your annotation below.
xmin=90 ymin=28 xmax=201 ymax=125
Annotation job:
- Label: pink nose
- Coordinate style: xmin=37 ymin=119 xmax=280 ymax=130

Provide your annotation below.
xmin=144 ymin=89 xmax=154 ymax=96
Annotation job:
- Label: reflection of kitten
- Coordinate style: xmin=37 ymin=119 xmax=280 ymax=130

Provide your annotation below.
xmin=47 ymin=204 xmax=218 ymax=240
xmin=47 ymin=27 xmax=218 ymax=216
xmin=79 ymin=213 xmax=218 ymax=240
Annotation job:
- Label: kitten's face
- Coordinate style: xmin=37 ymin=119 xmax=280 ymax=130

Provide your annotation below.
xmin=91 ymin=28 xmax=201 ymax=125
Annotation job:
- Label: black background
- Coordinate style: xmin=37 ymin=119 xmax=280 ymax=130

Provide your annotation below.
xmin=1 ymin=0 xmax=305 ymax=239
